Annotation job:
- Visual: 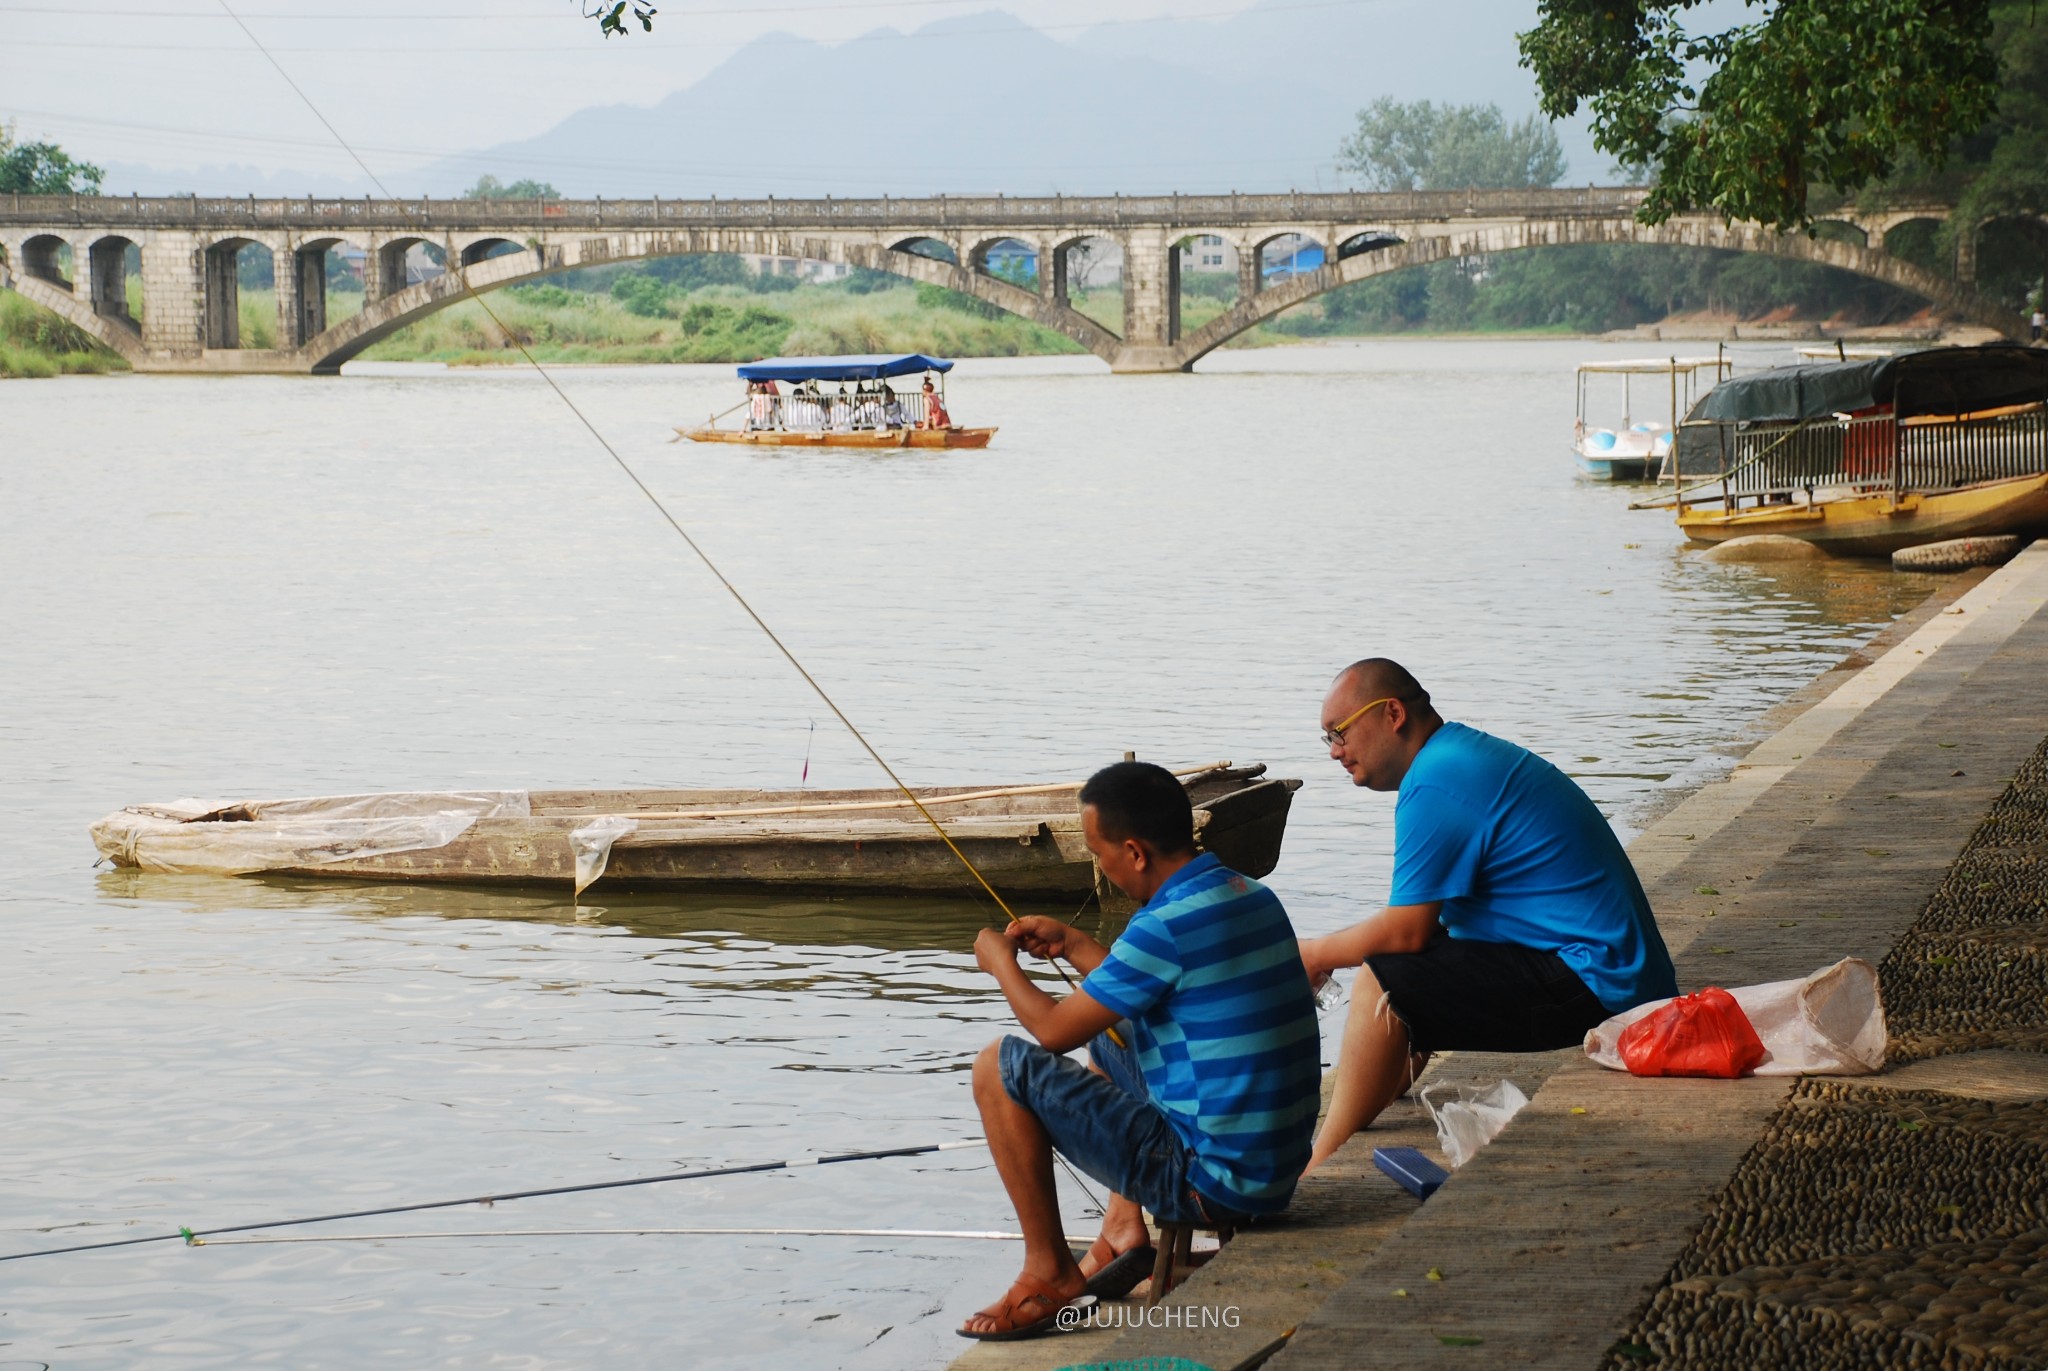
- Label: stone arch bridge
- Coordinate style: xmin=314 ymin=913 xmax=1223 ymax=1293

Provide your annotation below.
xmin=0 ymin=189 xmax=2019 ymax=375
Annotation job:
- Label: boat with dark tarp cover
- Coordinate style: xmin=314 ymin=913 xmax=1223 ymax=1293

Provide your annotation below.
xmin=1655 ymin=344 xmax=2048 ymax=555
xmin=679 ymin=354 xmax=996 ymax=449
xmin=89 ymin=762 xmax=1296 ymax=905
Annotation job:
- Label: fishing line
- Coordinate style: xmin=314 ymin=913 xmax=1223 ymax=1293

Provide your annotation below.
xmin=212 ymin=0 xmax=1097 ymax=1002
xmin=192 ymin=1226 xmax=1041 ymax=1245
xmin=0 ymin=1138 xmax=990 ymax=1265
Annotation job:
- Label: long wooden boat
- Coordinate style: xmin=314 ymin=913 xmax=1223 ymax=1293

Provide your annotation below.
xmin=89 ymin=762 xmax=1298 ymax=905
xmin=1655 ymin=346 xmax=2048 ymax=554
xmin=682 ymin=425 xmax=994 ymax=450
xmin=1675 ymin=471 xmax=2048 ymax=555
xmin=679 ymin=352 xmax=996 ymax=450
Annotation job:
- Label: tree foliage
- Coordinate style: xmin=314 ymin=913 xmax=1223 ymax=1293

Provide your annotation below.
xmin=1520 ymin=0 xmax=2001 ymax=229
xmin=1337 ymin=99 xmax=1567 ymax=191
xmin=0 ymin=124 xmax=104 ymax=195
xmin=462 ymin=175 xmax=562 ymax=200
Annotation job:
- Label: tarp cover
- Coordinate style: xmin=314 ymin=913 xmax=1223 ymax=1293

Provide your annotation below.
xmin=1691 ymin=345 xmax=2048 ymax=424
xmin=89 ymin=791 xmax=531 ymax=876
xmin=735 ymin=354 xmax=954 ymax=382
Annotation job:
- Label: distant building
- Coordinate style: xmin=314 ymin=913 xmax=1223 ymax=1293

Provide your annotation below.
xmin=981 ymin=240 xmax=1038 ymax=282
xmin=1260 ymin=235 xmax=1323 ymax=282
xmin=1179 ymin=233 xmax=1235 ymax=275
xmin=742 ymin=254 xmax=849 ymax=282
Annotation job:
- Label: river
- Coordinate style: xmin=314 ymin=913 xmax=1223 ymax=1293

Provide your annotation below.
xmin=0 ymin=340 xmax=1934 ymax=1370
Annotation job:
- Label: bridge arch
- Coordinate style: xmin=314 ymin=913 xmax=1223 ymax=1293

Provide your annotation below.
xmin=1334 ymin=230 xmax=1403 ymax=261
xmin=458 ymin=236 xmax=526 ymax=268
xmin=84 ymin=234 xmax=141 ymax=332
xmin=968 ymin=235 xmax=1040 ymax=286
xmin=1171 ymin=216 xmax=2026 ymax=371
xmin=1812 ymin=220 xmax=1869 ymax=249
xmin=21 ymin=233 xmax=72 ymax=287
xmin=889 ymin=235 xmax=959 ymax=266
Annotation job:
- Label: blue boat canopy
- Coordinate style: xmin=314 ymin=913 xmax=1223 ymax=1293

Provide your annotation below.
xmin=736 ymin=354 xmax=954 ymax=382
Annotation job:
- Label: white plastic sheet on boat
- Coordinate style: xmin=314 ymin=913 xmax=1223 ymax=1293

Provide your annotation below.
xmin=1584 ymin=956 xmax=1887 ymax=1077
xmin=89 ymin=791 xmax=532 ymax=876
xmin=569 ymin=816 xmax=638 ymax=896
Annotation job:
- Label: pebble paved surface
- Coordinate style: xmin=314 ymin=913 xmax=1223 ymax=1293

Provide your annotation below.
xmin=1605 ymin=736 xmax=2048 ymax=1370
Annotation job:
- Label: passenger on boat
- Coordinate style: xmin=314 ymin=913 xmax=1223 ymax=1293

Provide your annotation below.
xmin=1298 ymin=658 xmax=1677 ymax=1174
xmin=922 ymin=376 xmax=952 ymax=429
xmin=960 ymin=761 xmax=1321 ymax=1340
xmin=881 ymin=383 xmax=907 ymax=428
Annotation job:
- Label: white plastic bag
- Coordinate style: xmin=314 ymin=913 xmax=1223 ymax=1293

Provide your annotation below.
xmin=1419 ymin=1079 xmax=1529 ymax=1169
xmin=1585 ymin=956 xmax=1886 ymax=1076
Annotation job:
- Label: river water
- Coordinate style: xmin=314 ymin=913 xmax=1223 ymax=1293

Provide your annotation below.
xmin=0 ymin=341 xmax=1934 ymax=1370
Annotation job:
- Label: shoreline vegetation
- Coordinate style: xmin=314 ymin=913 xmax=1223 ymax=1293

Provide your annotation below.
xmin=0 ymin=245 xmax=1973 ymax=377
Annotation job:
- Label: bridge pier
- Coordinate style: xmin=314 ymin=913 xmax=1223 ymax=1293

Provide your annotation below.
xmin=1112 ymin=228 xmax=1192 ymax=374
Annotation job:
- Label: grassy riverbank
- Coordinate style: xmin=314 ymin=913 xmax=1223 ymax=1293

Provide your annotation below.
xmin=0 ymin=294 xmax=126 ymax=378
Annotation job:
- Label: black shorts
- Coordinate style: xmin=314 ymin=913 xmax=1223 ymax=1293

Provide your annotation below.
xmin=1363 ymin=934 xmax=1609 ymax=1054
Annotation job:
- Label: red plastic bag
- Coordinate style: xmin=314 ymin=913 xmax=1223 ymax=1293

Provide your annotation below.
xmin=1616 ymin=987 xmax=1766 ymax=1079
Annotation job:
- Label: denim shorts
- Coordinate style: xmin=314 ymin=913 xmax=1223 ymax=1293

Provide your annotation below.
xmin=998 ymin=1027 xmax=1243 ymax=1228
xmin=1364 ymin=933 xmax=1610 ymax=1054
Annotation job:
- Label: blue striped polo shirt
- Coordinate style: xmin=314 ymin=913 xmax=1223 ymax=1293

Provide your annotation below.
xmin=1080 ymin=854 xmax=1321 ymax=1215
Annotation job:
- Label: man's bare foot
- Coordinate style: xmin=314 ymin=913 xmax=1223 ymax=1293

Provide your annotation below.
xmin=1076 ymin=1219 xmax=1152 ymax=1277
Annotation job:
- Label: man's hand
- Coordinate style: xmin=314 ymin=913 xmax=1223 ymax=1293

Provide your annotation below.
xmin=1005 ymin=916 xmax=1075 ymax=963
xmin=974 ymin=926 xmax=1020 ymax=976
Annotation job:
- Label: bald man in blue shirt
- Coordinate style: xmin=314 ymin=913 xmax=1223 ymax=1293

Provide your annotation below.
xmin=1300 ymin=658 xmax=1676 ymax=1171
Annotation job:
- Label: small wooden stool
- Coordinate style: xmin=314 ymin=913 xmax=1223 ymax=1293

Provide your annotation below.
xmin=1146 ymin=1219 xmax=1236 ymax=1304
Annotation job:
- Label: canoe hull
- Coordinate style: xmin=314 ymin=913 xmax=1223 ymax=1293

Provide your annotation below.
xmin=1676 ymin=473 xmax=2048 ymax=557
xmin=91 ymin=767 xmax=1299 ymax=905
xmin=680 ymin=427 xmax=996 ymax=450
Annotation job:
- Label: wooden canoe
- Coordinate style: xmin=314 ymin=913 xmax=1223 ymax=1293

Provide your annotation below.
xmin=89 ymin=762 xmax=1299 ymax=906
xmin=679 ymin=426 xmax=996 ymax=449
xmin=1676 ymin=472 xmax=2048 ymax=557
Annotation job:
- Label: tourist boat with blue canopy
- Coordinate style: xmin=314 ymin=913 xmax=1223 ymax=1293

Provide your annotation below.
xmin=1646 ymin=344 xmax=2048 ymax=555
xmin=679 ymin=353 xmax=996 ymax=449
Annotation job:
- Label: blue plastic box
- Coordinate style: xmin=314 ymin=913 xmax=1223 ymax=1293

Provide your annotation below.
xmin=1372 ymin=1146 xmax=1448 ymax=1200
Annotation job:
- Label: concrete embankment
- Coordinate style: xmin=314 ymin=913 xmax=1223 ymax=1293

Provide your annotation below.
xmin=952 ymin=539 xmax=2048 ymax=1371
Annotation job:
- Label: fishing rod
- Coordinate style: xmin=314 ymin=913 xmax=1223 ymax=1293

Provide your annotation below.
xmin=197 ymin=1226 xmax=1034 ymax=1246
xmin=210 ymin=0 xmax=1103 ymax=1009
xmin=0 ymin=1138 xmax=990 ymax=1265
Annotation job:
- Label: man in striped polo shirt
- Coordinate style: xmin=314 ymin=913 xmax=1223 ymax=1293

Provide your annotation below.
xmin=959 ymin=760 xmax=1322 ymax=1340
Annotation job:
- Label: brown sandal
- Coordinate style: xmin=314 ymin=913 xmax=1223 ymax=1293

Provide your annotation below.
xmin=956 ymin=1273 xmax=1090 ymax=1341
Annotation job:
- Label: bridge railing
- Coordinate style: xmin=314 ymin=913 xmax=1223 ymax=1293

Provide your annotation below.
xmin=3 ymin=188 xmax=1665 ymax=232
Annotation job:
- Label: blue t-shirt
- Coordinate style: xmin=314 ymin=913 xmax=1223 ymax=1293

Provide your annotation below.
xmin=1080 ymin=854 xmax=1321 ymax=1215
xmin=1390 ymin=722 xmax=1676 ymax=1011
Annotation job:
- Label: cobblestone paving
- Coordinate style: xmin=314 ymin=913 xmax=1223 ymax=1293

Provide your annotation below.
xmin=1605 ymin=738 xmax=2048 ymax=1370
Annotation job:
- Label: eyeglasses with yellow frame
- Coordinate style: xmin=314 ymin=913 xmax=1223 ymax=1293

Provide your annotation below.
xmin=1320 ymin=697 xmax=1398 ymax=749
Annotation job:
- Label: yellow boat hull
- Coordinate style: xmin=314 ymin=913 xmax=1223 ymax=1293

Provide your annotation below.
xmin=679 ymin=426 xmax=995 ymax=450
xmin=1677 ymin=473 xmax=2048 ymax=557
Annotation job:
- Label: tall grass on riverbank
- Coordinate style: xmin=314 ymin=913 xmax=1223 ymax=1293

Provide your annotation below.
xmin=359 ymin=278 xmax=1092 ymax=365
xmin=0 ymin=294 xmax=125 ymax=378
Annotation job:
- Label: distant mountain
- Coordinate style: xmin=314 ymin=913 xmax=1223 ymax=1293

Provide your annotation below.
xmin=103 ymin=1 xmax=1607 ymax=199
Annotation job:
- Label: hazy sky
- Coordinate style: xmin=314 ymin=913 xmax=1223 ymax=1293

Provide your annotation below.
xmin=0 ymin=0 xmax=1293 ymax=180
